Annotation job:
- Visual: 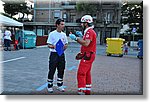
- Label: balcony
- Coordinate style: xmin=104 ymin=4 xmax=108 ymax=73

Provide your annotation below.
xmin=61 ymin=5 xmax=75 ymax=9
xmin=61 ymin=2 xmax=76 ymax=9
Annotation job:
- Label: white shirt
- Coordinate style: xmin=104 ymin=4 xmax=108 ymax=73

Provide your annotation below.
xmin=47 ymin=30 xmax=68 ymax=52
xmin=4 ymin=30 xmax=12 ymax=40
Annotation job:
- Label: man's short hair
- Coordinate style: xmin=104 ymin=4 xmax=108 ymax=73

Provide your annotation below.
xmin=55 ymin=18 xmax=64 ymax=25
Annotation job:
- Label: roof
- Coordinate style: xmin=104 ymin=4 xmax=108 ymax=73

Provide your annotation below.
xmin=0 ymin=14 xmax=23 ymax=27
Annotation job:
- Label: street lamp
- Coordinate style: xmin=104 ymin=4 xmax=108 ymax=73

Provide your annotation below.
xmin=132 ymin=27 xmax=137 ymax=42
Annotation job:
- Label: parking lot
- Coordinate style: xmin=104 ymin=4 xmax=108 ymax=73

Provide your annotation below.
xmin=1 ymin=42 xmax=143 ymax=95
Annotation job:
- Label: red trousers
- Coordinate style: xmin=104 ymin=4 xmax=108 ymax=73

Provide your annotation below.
xmin=77 ymin=54 xmax=95 ymax=94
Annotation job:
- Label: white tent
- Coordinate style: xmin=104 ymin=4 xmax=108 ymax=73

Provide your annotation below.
xmin=0 ymin=14 xmax=25 ymax=49
xmin=0 ymin=14 xmax=23 ymax=26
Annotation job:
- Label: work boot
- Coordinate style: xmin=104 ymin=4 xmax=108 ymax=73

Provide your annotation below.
xmin=78 ymin=88 xmax=86 ymax=95
xmin=85 ymin=84 xmax=91 ymax=95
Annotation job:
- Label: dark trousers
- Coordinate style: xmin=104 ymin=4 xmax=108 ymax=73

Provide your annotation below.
xmin=47 ymin=52 xmax=65 ymax=87
xmin=4 ymin=39 xmax=11 ymax=51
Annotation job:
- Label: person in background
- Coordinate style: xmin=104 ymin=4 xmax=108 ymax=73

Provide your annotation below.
xmin=69 ymin=15 xmax=97 ymax=95
xmin=124 ymin=42 xmax=129 ymax=55
xmin=4 ymin=28 xmax=12 ymax=51
xmin=46 ymin=18 xmax=68 ymax=93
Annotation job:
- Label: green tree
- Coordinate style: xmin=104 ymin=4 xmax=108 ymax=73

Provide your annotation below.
xmin=76 ymin=2 xmax=99 ymax=16
xmin=2 ymin=0 xmax=32 ymax=21
xmin=2 ymin=2 xmax=19 ymax=17
xmin=121 ymin=1 xmax=143 ymax=33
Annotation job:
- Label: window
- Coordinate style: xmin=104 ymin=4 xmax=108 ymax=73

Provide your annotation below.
xmin=54 ymin=10 xmax=61 ymax=18
xmin=37 ymin=29 xmax=43 ymax=36
xmin=104 ymin=12 xmax=113 ymax=24
xmin=37 ymin=26 xmax=44 ymax=36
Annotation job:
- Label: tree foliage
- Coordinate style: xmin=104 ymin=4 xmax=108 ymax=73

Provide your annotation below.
xmin=2 ymin=0 xmax=32 ymax=21
xmin=76 ymin=2 xmax=99 ymax=16
xmin=121 ymin=1 xmax=143 ymax=33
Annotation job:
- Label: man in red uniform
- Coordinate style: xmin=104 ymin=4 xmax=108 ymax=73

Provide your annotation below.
xmin=69 ymin=15 xmax=96 ymax=95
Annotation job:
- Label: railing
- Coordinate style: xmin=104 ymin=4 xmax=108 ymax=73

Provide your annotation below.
xmin=61 ymin=5 xmax=75 ymax=9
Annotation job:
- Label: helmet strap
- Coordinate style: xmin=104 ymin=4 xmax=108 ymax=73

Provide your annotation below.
xmin=88 ymin=23 xmax=93 ymax=27
xmin=83 ymin=23 xmax=86 ymax=31
xmin=81 ymin=22 xmax=88 ymax=33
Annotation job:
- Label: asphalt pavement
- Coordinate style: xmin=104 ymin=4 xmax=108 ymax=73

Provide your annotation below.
xmin=1 ymin=42 xmax=143 ymax=95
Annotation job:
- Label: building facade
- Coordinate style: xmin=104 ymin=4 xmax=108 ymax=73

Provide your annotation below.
xmin=24 ymin=0 xmax=122 ymax=45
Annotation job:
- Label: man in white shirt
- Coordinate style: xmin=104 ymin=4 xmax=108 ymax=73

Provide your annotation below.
xmin=4 ymin=28 xmax=12 ymax=51
xmin=47 ymin=19 xmax=68 ymax=93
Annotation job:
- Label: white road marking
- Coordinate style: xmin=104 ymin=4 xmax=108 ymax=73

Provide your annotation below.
xmin=0 ymin=57 xmax=26 ymax=63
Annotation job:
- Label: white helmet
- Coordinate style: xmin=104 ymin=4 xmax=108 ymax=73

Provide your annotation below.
xmin=81 ymin=15 xmax=93 ymax=23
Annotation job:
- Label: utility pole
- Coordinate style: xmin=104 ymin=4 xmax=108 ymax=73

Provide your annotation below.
xmin=101 ymin=21 xmax=107 ymax=45
xmin=100 ymin=13 xmax=110 ymax=45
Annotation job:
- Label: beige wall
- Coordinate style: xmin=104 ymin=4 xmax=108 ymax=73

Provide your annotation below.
xmin=35 ymin=10 xmax=49 ymax=22
xmin=35 ymin=1 xmax=121 ymax=23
